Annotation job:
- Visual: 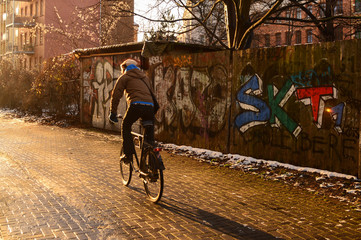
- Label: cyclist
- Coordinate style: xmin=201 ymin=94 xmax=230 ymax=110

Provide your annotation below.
xmin=109 ymin=58 xmax=155 ymax=164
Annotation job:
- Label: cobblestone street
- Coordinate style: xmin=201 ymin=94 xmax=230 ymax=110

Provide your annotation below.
xmin=0 ymin=114 xmax=361 ymax=239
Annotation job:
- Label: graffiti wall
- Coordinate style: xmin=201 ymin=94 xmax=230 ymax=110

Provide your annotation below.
xmin=80 ymin=40 xmax=361 ymax=176
xmin=148 ymin=51 xmax=232 ymax=152
xmin=232 ymin=41 xmax=361 ymax=176
xmin=81 ymin=53 xmax=142 ymax=131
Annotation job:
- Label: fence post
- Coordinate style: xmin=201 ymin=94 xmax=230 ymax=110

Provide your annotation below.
xmin=79 ymin=59 xmax=84 ymax=124
xmin=358 ymin=110 xmax=361 ymax=179
xmin=226 ymin=50 xmax=234 ymax=153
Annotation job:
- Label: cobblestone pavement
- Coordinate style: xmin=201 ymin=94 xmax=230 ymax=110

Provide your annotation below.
xmin=0 ymin=115 xmax=361 ymax=240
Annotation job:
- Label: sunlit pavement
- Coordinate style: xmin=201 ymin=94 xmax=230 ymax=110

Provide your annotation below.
xmin=0 ymin=114 xmax=361 ymax=240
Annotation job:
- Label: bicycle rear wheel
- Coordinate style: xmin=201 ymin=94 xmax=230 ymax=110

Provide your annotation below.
xmin=119 ymin=148 xmax=132 ymax=186
xmin=141 ymin=149 xmax=164 ymax=203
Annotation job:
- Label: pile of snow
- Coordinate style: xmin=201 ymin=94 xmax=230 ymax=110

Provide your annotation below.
xmin=160 ymin=143 xmax=358 ymax=180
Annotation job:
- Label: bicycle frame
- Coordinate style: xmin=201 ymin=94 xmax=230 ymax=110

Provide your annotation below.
xmin=117 ymin=115 xmax=164 ymax=203
xmin=129 ymin=130 xmax=148 ymax=176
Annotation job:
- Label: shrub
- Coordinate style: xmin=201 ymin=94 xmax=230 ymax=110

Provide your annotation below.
xmin=30 ymin=55 xmax=81 ymax=117
xmin=0 ymin=59 xmax=34 ymax=109
xmin=0 ymin=54 xmax=80 ymax=118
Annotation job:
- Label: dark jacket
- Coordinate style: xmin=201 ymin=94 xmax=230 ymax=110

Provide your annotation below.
xmin=110 ymin=69 xmax=154 ymax=114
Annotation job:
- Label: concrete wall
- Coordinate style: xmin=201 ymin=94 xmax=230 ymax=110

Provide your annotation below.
xmin=80 ymin=40 xmax=361 ymax=176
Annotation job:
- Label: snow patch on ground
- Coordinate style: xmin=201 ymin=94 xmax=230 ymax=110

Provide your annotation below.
xmin=161 ymin=142 xmax=361 ymax=208
xmin=161 ymin=143 xmax=357 ymax=180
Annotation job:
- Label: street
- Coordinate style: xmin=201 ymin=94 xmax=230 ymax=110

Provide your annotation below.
xmin=0 ymin=113 xmax=361 ymax=240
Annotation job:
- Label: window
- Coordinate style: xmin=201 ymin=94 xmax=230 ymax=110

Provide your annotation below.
xmin=40 ymin=0 xmax=43 ymax=16
xmin=30 ymin=4 xmax=33 ymax=16
xmin=306 ymin=30 xmax=313 ymax=43
xmin=39 ymin=29 xmax=43 ymax=45
xmin=296 ymin=31 xmax=302 ymax=44
xmin=252 ymin=34 xmax=259 ymax=48
xmin=305 ymin=6 xmax=312 ymax=19
xmin=35 ymin=29 xmax=38 ymax=45
xmin=356 ymin=26 xmax=361 ymax=39
xmin=21 ymin=8 xmax=23 ymax=16
xmin=335 ymin=26 xmax=343 ymax=41
xmin=296 ymin=8 xmax=302 ymax=19
xmin=35 ymin=2 xmax=38 ymax=16
xmin=276 ymin=33 xmax=281 ymax=46
xmin=265 ymin=34 xmax=270 ymax=47
xmin=39 ymin=57 xmax=42 ymax=70
xmin=25 ymin=6 xmax=28 ymax=16
xmin=286 ymin=10 xmax=291 ymax=19
xmin=319 ymin=3 xmax=326 ymax=18
xmin=275 ymin=13 xmax=282 ymax=23
xmin=285 ymin=32 xmax=292 ymax=45
xmin=334 ymin=0 xmax=343 ymax=15
xmin=356 ymin=0 xmax=361 ymax=12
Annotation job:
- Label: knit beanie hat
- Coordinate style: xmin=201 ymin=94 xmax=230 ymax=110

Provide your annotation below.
xmin=121 ymin=59 xmax=139 ymax=68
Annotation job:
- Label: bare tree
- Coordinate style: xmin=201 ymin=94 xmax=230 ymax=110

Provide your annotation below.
xmin=177 ymin=0 xmax=227 ymax=46
xmin=137 ymin=0 xmax=361 ymax=50
xmin=139 ymin=0 xmax=283 ymax=50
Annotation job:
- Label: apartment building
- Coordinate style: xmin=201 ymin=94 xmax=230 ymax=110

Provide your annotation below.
xmin=177 ymin=1 xmax=360 ymax=49
xmin=0 ymin=0 xmax=135 ymax=70
xmin=253 ymin=0 xmax=361 ymax=48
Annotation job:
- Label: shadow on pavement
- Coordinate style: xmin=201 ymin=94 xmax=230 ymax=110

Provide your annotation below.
xmin=158 ymin=199 xmax=282 ymax=239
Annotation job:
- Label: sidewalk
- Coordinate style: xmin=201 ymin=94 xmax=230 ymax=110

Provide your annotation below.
xmin=0 ymin=112 xmax=361 ymax=239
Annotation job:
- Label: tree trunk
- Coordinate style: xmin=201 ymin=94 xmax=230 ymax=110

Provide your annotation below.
xmin=223 ymin=0 xmax=251 ymax=49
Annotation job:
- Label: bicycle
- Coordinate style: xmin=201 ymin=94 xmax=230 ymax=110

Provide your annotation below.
xmin=117 ymin=115 xmax=165 ymax=203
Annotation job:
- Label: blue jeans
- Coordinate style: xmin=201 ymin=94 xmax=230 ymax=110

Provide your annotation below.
xmin=122 ymin=104 xmax=154 ymax=156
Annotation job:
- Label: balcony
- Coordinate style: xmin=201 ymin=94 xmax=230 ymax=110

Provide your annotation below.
xmin=6 ymin=44 xmax=18 ymax=52
xmin=6 ymin=44 xmax=34 ymax=54
xmin=6 ymin=15 xmax=36 ymax=28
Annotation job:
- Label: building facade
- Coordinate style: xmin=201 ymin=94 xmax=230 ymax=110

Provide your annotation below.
xmin=0 ymin=0 xmax=135 ymax=70
xmin=177 ymin=1 xmax=361 ymax=49
xmin=252 ymin=0 xmax=361 ymax=48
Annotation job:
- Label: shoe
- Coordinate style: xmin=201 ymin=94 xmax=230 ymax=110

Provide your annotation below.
xmin=120 ymin=154 xmax=133 ymax=164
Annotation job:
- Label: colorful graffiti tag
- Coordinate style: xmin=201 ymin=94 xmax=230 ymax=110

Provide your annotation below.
xmin=235 ymin=72 xmax=346 ymax=137
xmin=151 ymin=55 xmax=230 ymax=137
xmin=83 ymin=57 xmax=122 ymax=129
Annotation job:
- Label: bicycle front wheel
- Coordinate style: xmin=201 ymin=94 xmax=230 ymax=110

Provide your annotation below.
xmin=119 ymin=148 xmax=132 ymax=186
xmin=141 ymin=149 xmax=164 ymax=203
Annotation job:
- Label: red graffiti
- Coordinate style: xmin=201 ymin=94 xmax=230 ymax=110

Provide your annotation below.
xmin=296 ymin=87 xmax=337 ymax=127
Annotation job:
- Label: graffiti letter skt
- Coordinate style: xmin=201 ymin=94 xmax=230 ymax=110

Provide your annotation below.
xmin=235 ymin=74 xmax=270 ymax=132
xmin=296 ymin=86 xmax=337 ymax=128
xmin=268 ymin=80 xmax=302 ymax=137
xmin=235 ymin=73 xmax=348 ymax=137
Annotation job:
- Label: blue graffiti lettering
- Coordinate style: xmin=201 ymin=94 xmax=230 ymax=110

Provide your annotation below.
xmin=235 ymin=74 xmax=271 ymax=132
